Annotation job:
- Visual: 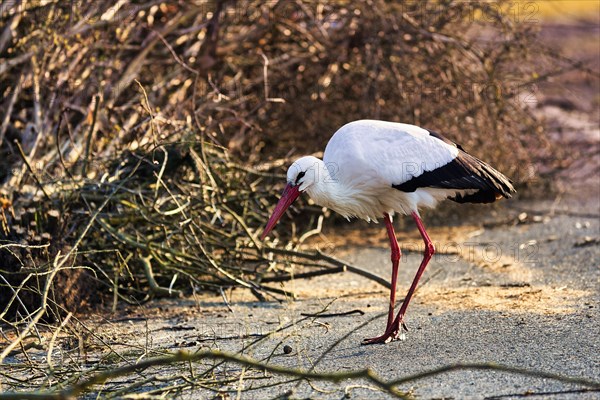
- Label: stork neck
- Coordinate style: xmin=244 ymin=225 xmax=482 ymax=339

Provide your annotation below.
xmin=304 ymin=159 xmax=342 ymax=205
xmin=304 ymin=158 xmax=379 ymax=221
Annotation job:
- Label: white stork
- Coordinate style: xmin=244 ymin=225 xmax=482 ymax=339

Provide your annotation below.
xmin=261 ymin=120 xmax=515 ymax=344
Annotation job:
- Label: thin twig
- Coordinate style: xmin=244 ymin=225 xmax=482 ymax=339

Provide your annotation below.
xmin=81 ymin=95 xmax=100 ymax=178
xmin=300 ymin=309 xmax=365 ymax=318
xmin=13 ymin=140 xmax=51 ymax=202
xmin=1 ymin=351 xmax=598 ymax=400
xmin=263 ymin=246 xmax=391 ymax=289
xmin=140 ymin=255 xmax=183 ymax=298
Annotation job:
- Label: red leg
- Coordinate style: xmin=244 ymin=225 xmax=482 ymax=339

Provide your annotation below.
xmin=362 ymin=213 xmax=402 ymax=344
xmin=383 ymin=213 xmax=401 ymax=329
xmin=390 ymin=212 xmax=435 ymax=330
xmin=362 ymin=212 xmax=435 ymax=345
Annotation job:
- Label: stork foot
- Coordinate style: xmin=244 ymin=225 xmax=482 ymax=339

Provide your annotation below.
xmin=361 ymin=332 xmax=396 ymax=345
xmin=361 ymin=321 xmax=408 ymax=345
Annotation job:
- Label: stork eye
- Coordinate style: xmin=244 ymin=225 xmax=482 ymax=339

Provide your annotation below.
xmin=295 ymin=171 xmax=306 ymax=185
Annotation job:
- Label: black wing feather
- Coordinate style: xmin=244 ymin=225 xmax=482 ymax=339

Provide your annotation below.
xmin=392 ymin=130 xmax=516 ymax=204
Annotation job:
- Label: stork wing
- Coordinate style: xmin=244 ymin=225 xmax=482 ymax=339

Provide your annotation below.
xmin=323 ymin=120 xmax=515 ymax=202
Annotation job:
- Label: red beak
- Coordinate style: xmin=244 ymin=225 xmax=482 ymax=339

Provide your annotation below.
xmin=261 ymin=183 xmax=301 ymax=240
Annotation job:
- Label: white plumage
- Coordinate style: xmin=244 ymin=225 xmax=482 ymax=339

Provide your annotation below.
xmin=262 ymin=119 xmax=515 ymax=344
xmin=292 ymin=120 xmax=467 ymax=220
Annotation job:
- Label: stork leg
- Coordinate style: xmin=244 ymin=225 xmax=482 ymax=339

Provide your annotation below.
xmin=362 ymin=212 xmax=435 ymax=345
xmin=382 ymin=213 xmax=401 ymax=330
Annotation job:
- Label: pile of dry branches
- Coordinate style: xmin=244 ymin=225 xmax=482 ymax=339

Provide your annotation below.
xmin=0 ymin=0 xmax=578 ymax=333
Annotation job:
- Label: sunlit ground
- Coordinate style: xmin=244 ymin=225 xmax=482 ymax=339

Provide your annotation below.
xmin=522 ymin=0 xmax=600 ymax=22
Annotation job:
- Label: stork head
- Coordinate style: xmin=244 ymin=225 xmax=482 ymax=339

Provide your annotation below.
xmin=261 ymin=156 xmax=321 ymax=240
